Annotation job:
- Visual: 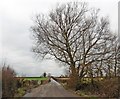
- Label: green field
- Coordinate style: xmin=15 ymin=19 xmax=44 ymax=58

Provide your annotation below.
xmin=23 ymin=77 xmax=48 ymax=81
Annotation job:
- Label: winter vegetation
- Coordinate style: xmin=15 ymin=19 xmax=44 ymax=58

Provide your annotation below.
xmin=2 ymin=63 xmax=50 ymax=97
xmin=1 ymin=2 xmax=120 ymax=98
xmin=31 ymin=2 xmax=120 ymax=98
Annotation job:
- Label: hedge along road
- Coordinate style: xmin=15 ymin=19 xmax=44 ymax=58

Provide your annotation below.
xmin=23 ymin=78 xmax=80 ymax=97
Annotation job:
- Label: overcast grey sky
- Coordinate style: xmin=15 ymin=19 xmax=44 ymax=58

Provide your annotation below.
xmin=0 ymin=0 xmax=118 ymax=76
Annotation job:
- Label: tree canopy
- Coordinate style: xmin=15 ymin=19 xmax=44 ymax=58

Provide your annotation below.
xmin=31 ymin=2 xmax=120 ymax=80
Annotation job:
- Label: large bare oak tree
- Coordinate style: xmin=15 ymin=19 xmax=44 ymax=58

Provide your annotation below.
xmin=31 ymin=2 xmax=119 ymax=87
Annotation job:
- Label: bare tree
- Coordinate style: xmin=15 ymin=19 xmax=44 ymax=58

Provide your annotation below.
xmin=31 ymin=2 xmax=117 ymax=87
xmin=2 ymin=63 xmax=17 ymax=97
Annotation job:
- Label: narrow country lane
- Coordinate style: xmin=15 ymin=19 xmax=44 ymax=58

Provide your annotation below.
xmin=23 ymin=78 xmax=79 ymax=97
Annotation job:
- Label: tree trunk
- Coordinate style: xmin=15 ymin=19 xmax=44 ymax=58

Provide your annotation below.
xmin=68 ymin=66 xmax=79 ymax=89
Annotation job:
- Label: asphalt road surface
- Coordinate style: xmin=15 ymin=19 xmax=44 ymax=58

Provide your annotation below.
xmin=23 ymin=78 xmax=79 ymax=97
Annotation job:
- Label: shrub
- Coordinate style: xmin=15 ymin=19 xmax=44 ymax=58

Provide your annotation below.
xmin=75 ymin=83 xmax=89 ymax=91
xmin=75 ymin=79 xmax=100 ymax=90
xmin=16 ymin=79 xmax=22 ymax=88
xmin=16 ymin=88 xmax=26 ymax=97
xmin=2 ymin=65 xmax=17 ymax=97
xmin=99 ymin=78 xmax=119 ymax=98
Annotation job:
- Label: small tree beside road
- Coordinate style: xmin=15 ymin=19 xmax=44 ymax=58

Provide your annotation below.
xmin=2 ymin=63 xmax=17 ymax=97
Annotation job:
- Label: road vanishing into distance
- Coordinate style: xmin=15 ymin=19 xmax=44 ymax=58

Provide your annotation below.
xmin=23 ymin=78 xmax=79 ymax=97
